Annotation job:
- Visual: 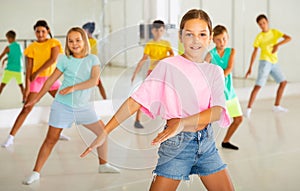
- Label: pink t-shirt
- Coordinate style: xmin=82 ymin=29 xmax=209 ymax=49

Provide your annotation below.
xmin=131 ymin=55 xmax=230 ymax=128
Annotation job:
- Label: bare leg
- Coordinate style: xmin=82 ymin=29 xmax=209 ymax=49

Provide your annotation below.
xmin=18 ymin=84 xmax=25 ymax=102
xmin=0 ymin=83 xmax=6 ymax=94
xmin=135 ymin=110 xmax=141 ymax=121
xmin=247 ymin=85 xmax=261 ymax=108
xmin=274 ymin=81 xmax=287 ymax=106
xmin=223 ymin=116 xmax=243 ymax=143
xmin=97 ymin=79 xmax=107 ymax=100
xmin=82 ymin=120 xmax=108 ymax=164
xmin=33 ymin=126 xmax=62 ymax=172
xmin=9 ymin=93 xmax=37 ymax=136
xmin=200 ymin=169 xmax=234 ymax=191
xmin=149 ymin=176 xmax=181 ymax=191
xmin=134 ymin=110 xmax=144 ymax=128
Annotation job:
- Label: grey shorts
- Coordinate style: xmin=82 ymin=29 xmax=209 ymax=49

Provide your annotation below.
xmin=49 ymin=100 xmax=100 ymax=128
xmin=256 ymin=60 xmax=286 ymax=87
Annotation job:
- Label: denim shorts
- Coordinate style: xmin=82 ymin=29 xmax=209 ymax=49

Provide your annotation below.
xmin=49 ymin=100 xmax=100 ymax=128
xmin=153 ymin=124 xmax=226 ymax=180
xmin=256 ymin=60 xmax=286 ymax=87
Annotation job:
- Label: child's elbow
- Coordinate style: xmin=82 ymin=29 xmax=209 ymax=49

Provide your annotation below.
xmin=94 ymin=80 xmax=99 ymax=86
xmin=212 ymin=106 xmax=223 ymax=121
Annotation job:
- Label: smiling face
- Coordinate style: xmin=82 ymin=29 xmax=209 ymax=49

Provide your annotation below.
xmin=180 ymin=19 xmax=211 ymax=62
xmin=67 ymin=31 xmax=85 ymax=58
xmin=213 ymin=32 xmax=228 ymax=51
xmin=35 ymin=26 xmax=49 ymax=42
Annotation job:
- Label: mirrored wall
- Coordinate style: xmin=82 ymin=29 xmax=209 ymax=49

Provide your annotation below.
xmin=0 ymin=0 xmax=299 ymax=109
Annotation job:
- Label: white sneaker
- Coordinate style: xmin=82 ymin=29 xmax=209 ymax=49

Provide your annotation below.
xmin=1 ymin=135 xmax=14 ymax=148
xmin=98 ymin=163 xmax=120 ymax=173
xmin=273 ymin=106 xmax=288 ymax=112
xmin=244 ymin=108 xmax=252 ymax=118
xmin=59 ymin=134 xmax=71 ymax=141
xmin=23 ymin=171 xmax=40 ymax=185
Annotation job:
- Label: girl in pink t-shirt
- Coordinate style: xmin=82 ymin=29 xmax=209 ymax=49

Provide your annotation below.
xmin=81 ymin=9 xmax=234 ymax=191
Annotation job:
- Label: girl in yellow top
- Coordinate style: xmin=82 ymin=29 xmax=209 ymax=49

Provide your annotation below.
xmin=2 ymin=20 xmax=68 ymax=148
xmin=131 ymin=20 xmax=174 ymax=128
xmin=82 ymin=22 xmax=107 ymax=100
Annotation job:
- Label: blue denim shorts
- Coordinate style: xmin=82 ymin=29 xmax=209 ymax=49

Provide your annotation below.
xmin=153 ymin=124 xmax=226 ymax=180
xmin=256 ymin=60 xmax=286 ymax=87
xmin=49 ymin=100 xmax=100 ymax=128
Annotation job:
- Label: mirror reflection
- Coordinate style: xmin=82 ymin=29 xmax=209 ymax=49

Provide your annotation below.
xmin=0 ymin=0 xmax=299 ymax=110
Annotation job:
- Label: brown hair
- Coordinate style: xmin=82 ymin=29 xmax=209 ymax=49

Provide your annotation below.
xmin=152 ymin=20 xmax=165 ymax=29
xmin=213 ymin=25 xmax=228 ymax=37
xmin=179 ymin=9 xmax=212 ymax=35
xmin=6 ymin=30 xmax=16 ymax=39
xmin=256 ymin=14 xmax=268 ymax=23
xmin=65 ymin=27 xmax=90 ymax=57
xmin=34 ymin=20 xmax=53 ymax=38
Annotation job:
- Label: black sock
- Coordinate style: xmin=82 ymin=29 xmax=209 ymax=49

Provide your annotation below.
xmin=222 ymin=142 xmax=239 ymax=150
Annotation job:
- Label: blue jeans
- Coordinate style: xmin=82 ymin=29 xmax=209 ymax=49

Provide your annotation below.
xmin=153 ymin=124 xmax=226 ymax=180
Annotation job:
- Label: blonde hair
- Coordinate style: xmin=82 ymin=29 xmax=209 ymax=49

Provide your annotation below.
xmin=65 ymin=27 xmax=90 ymax=57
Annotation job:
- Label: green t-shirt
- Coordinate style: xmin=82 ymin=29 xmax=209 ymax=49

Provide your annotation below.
xmin=210 ymin=47 xmax=236 ymax=100
xmin=6 ymin=42 xmax=23 ymax=72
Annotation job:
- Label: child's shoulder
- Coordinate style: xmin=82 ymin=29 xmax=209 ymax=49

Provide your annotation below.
xmin=161 ymin=55 xmax=181 ymax=63
xmin=202 ymin=61 xmax=223 ymax=73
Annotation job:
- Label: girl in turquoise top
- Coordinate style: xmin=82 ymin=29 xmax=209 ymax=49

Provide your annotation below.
xmin=206 ymin=25 xmax=243 ymax=150
xmin=22 ymin=27 xmax=119 ymax=185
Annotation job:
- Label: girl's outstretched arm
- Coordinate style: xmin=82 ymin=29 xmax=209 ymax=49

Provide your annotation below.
xmin=80 ymin=97 xmax=141 ymax=157
xmin=30 ymin=46 xmax=60 ymax=81
xmin=24 ymin=57 xmax=33 ymax=102
xmin=25 ymin=68 xmax=63 ymax=107
xmin=59 ymin=65 xmax=100 ymax=95
xmin=152 ymin=106 xmax=223 ymax=145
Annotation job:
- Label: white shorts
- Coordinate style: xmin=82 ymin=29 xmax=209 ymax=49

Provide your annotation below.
xmin=49 ymin=100 xmax=100 ymax=128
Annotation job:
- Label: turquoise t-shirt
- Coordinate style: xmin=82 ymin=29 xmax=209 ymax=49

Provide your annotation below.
xmin=210 ymin=47 xmax=236 ymax=100
xmin=55 ymin=54 xmax=100 ymax=108
xmin=6 ymin=42 xmax=23 ymax=72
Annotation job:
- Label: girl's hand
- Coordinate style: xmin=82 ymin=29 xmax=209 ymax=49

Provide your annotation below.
xmin=59 ymin=86 xmax=74 ymax=95
xmin=30 ymin=72 xmax=39 ymax=82
xmin=152 ymin=118 xmax=183 ymax=145
xmin=23 ymin=87 xmax=30 ymax=103
xmin=80 ymin=131 xmax=108 ymax=158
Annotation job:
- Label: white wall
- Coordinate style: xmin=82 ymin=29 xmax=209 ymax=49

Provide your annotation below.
xmin=0 ymin=0 xmax=299 ymax=81
xmin=0 ymin=0 xmax=103 ymax=39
